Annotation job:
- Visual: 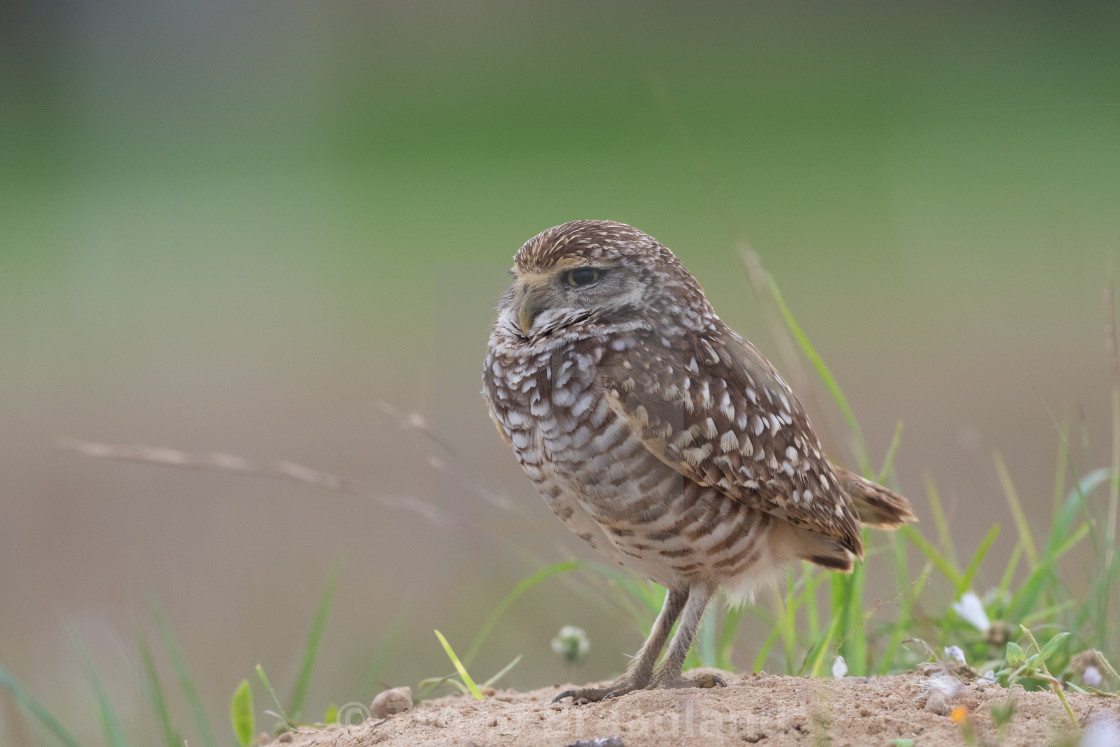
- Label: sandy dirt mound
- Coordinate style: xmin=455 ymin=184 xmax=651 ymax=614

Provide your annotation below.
xmin=273 ymin=669 xmax=1119 ymax=746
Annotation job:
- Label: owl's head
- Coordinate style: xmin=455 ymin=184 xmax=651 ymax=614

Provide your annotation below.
xmin=500 ymin=220 xmax=711 ymax=340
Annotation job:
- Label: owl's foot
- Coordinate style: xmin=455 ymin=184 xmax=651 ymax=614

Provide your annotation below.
xmin=646 ymin=671 xmax=727 ymax=691
xmin=551 ymin=675 xmax=649 ymax=704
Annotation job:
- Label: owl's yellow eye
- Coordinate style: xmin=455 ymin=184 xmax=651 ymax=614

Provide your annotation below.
xmin=563 ymin=267 xmax=602 ymax=287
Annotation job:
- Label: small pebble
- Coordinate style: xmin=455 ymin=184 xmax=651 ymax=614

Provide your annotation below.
xmin=924 ymin=690 xmax=952 ymax=716
xmin=371 ymin=686 xmax=413 ymax=718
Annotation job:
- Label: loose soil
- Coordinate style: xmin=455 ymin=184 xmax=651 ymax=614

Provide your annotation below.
xmin=269 ymin=669 xmax=1119 ymax=746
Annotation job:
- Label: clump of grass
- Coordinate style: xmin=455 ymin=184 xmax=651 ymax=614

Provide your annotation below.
xmin=432 ymin=631 xmax=485 ymax=700
xmin=1 ymin=564 xmax=344 ymax=746
xmin=418 ymin=561 xmax=582 ymax=698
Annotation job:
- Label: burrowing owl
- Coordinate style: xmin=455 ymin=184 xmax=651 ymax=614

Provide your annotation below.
xmin=482 ymin=220 xmax=915 ymax=701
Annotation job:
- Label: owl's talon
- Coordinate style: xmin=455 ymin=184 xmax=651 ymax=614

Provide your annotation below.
xmin=700 ymin=673 xmax=728 ymax=688
xmin=553 ymin=676 xmax=647 ymax=704
xmin=552 ymin=687 xmax=609 ymax=704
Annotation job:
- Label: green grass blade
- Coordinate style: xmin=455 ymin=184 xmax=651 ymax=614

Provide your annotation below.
xmin=1051 ymin=468 xmax=1111 ymax=557
xmin=752 ymin=625 xmax=783 ymax=673
xmin=957 ymin=525 xmax=1001 ymax=596
xmin=1075 ymin=548 xmax=1120 ymax=644
xmin=1038 ymin=631 xmax=1071 ymax=663
xmin=801 ymin=564 xmax=821 ymax=641
xmin=481 ymin=654 xmax=523 ymax=688
xmin=256 ymin=665 xmax=295 ymax=730
xmin=876 ymin=420 xmax=905 ymax=485
xmin=1019 ymin=600 xmax=1077 ymax=627
xmin=807 ymin=613 xmax=841 ymax=678
xmin=1090 ymin=649 xmax=1120 ymax=691
xmin=358 ymin=608 xmax=409 ymax=701
xmin=880 ymin=567 xmax=929 ymax=676
xmin=151 ymin=600 xmax=217 ymax=747
xmin=1109 ymin=275 xmax=1120 ymax=570
xmin=694 ymin=607 xmax=719 ymax=669
xmin=879 ymin=533 xmax=910 ymax=675
xmin=600 ymin=568 xmax=665 ymax=630
xmin=995 ymin=542 xmax=1023 ymax=616
xmin=994 ymin=452 xmax=1038 ymax=567
xmin=839 ymin=547 xmax=868 ymax=676
xmin=230 ymin=679 xmax=254 ymax=747
xmin=289 ymin=562 xmax=341 ymax=721
xmin=417 ymin=674 xmax=468 ymax=697
xmin=137 ymin=634 xmax=180 ymax=747
xmin=1051 ymin=413 xmax=1071 ymax=518
xmin=924 ymin=474 xmax=958 ymax=569
xmin=0 ymin=663 xmax=82 ymax=747
xmin=1009 ymin=523 xmax=1089 ymax=622
xmin=434 ymin=631 xmax=484 ymax=700
xmin=70 ymin=633 xmax=127 ymax=747
xmin=765 ymin=273 xmax=870 ymax=474
xmin=463 ymin=560 xmax=582 ymax=666
xmin=774 ymin=581 xmax=797 ymax=673
xmin=899 ymin=525 xmax=960 ymax=587
xmin=597 ymin=566 xmax=666 ymax=618
xmin=715 ymin=605 xmax=744 ymax=671
xmin=1056 ymin=468 xmax=1111 ymax=635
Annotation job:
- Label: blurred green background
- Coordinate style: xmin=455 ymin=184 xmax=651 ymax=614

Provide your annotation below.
xmin=2 ymin=1 xmax=1119 ymax=742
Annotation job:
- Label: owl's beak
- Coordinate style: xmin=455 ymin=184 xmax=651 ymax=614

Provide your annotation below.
xmin=518 ymin=289 xmax=540 ymax=336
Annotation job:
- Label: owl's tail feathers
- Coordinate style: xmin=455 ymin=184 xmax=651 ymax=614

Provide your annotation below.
xmin=835 ymin=466 xmax=918 ymax=529
xmin=795 ymin=529 xmax=857 ymax=573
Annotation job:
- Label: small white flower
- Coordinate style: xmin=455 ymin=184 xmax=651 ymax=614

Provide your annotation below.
xmin=551 ymin=625 xmax=590 ymax=665
xmin=832 ymin=655 xmax=847 ymax=679
xmin=951 ymin=591 xmax=991 ymax=633
xmin=944 ymin=645 xmax=967 ymax=665
xmin=981 ymin=670 xmax=996 ymax=684
xmin=1083 ymin=665 xmax=1103 ymax=688
xmin=1081 ymin=717 xmax=1120 ymax=747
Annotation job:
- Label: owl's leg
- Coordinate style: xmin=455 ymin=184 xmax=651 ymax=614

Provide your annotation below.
xmin=645 ymin=582 xmax=727 ymax=691
xmin=552 ymin=586 xmax=687 ymax=703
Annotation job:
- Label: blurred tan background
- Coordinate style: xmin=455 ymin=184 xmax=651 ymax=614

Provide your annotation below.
xmin=2 ymin=1 xmax=1119 ymax=743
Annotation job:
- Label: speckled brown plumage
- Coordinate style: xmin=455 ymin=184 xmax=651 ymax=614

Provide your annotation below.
xmin=482 ymin=220 xmax=916 ymax=701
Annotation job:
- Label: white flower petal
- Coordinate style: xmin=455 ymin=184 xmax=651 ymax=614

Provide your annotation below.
xmin=1083 ymin=666 xmax=1103 ymax=688
xmin=950 ymin=591 xmax=991 ymax=633
xmin=832 ymin=655 xmax=847 ymax=679
xmin=944 ymin=645 xmax=967 ymax=665
xmin=1081 ymin=717 xmax=1120 ymax=747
